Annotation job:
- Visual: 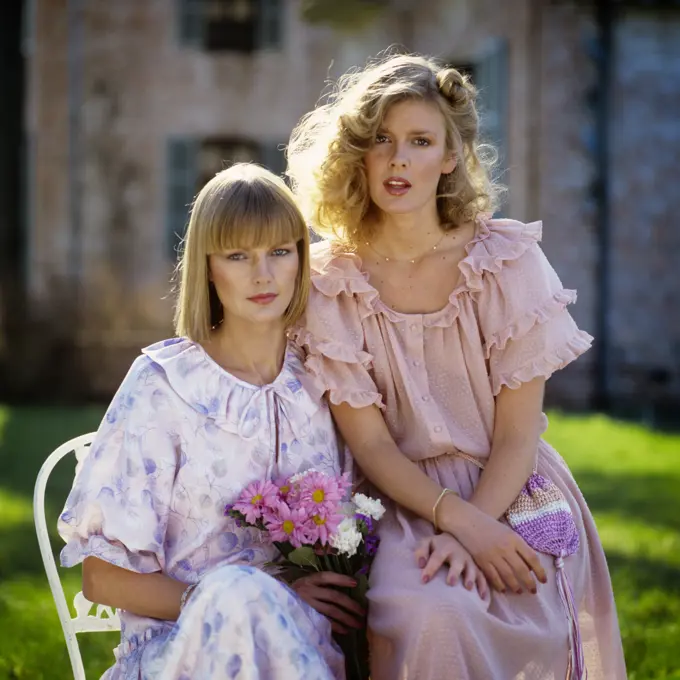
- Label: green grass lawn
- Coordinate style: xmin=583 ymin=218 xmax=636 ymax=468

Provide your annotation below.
xmin=0 ymin=405 xmax=678 ymax=679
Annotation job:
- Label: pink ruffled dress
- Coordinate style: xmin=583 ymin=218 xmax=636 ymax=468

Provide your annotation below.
xmin=293 ymin=217 xmax=627 ymax=680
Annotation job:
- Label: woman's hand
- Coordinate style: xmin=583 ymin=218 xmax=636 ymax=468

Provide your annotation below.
xmin=453 ymin=507 xmax=547 ymax=594
xmin=290 ymin=571 xmax=365 ymax=635
xmin=415 ymin=533 xmax=488 ymax=598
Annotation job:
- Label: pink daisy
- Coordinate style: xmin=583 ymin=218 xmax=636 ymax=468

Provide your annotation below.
xmin=265 ymin=503 xmax=311 ymax=548
xmin=232 ymin=479 xmax=280 ymax=525
xmin=296 ymin=471 xmax=349 ymax=519
xmin=305 ymin=511 xmax=343 ymax=546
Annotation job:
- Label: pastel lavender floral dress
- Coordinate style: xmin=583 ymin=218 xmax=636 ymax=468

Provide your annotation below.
xmin=293 ymin=218 xmax=627 ymax=680
xmin=58 ymin=338 xmax=347 ymax=680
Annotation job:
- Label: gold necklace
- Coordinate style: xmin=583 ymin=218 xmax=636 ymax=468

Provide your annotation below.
xmin=366 ymin=231 xmax=448 ymax=264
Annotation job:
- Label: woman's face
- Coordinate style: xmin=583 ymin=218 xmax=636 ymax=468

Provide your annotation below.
xmin=208 ymin=240 xmax=299 ymax=328
xmin=364 ymin=98 xmax=455 ymax=220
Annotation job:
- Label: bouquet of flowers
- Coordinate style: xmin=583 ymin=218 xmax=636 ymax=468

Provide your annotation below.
xmin=225 ymin=470 xmax=385 ymax=680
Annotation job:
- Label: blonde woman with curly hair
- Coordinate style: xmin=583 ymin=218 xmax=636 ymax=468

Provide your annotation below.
xmin=287 ymin=54 xmax=626 ymax=679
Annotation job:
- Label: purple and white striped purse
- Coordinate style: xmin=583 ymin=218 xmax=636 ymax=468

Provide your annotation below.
xmin=453 ymin=451 xmax=586 ymax=680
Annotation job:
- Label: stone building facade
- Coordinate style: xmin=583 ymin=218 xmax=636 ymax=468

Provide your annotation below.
xmin=3 ymin=0 xmax=679 ymax=420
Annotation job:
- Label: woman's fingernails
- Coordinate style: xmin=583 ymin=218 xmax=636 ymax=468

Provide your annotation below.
xmin=418 ymin=558 xmax=426 ymax=568
xmin=422 ymin=575 xmax=430 ymax=584
xmin=466 ymin=581 xmax=473 ymax=590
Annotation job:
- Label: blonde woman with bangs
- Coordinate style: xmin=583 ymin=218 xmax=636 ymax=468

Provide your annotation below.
xmin=57 ymin=164 xmax=361 ymax=680
xmin=288 ymin=54 xmax=626 ymax=679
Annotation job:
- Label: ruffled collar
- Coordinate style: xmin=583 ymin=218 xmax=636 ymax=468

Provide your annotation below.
xmin=309 ymin=215 xmax=542 ymax=328
xmin=142 ymin=338 xmax=320 ymax=438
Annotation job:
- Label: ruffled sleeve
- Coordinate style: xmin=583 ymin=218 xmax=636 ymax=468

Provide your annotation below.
xmin=472 ymin=220 xmax=593 ymax=395
xmin=291 ymin=243 xmax=384 ymax=410
xmin=58 ymin=356 xmax=179 ymax=573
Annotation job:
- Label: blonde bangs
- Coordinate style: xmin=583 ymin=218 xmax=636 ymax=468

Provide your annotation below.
xmin=201 ymin=176 xmax=307 ymax=254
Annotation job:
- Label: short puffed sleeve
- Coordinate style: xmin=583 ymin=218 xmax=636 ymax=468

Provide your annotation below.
xmin=58 ymin=356 xmax=180 ymax=573
xmin=474 ymin=232 xmax=593 ymax=395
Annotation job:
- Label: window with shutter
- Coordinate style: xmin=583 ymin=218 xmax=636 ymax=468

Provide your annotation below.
xmin=176 ymin=0 xmax=283 ymax=52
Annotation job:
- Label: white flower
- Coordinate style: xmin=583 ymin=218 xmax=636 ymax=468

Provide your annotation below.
xmin=329 ymin=517 xmax=363 ymax=557
xmin=352 ymin=493 xmax=386 ymax=521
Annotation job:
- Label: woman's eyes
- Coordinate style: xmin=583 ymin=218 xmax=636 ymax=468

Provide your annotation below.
xmin=225 ymin=248 xmax=291 ymax=260
xmin=374 ymin=134 xmax=432 ymax=146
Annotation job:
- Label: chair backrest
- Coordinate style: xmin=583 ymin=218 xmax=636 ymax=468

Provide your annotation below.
xmin=33 ymin=433 xmax=121 ymax=680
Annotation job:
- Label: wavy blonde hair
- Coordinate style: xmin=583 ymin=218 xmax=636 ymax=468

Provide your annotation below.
xmin=286 ymin=52 xmax=502 ymax=246
xmin=174 ymin=163 xmax=310 ymax=345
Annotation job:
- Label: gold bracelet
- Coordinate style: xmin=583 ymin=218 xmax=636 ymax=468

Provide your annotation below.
xmin=179 ymin=583 xmax=198 ymax=612
xmin=432 ymin=488 xmax=456 ymax=534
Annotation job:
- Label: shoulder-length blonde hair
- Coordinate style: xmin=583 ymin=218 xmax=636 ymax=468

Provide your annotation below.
xmin=286 ymin=52 xmax=502 ymax=247
xmin=174 ymin=163 xmax=310 ymax=344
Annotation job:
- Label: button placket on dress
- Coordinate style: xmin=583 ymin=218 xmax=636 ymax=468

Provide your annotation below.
xmin=407 ymin=317 xmax=434 ymax=413
xmin=407 ymin=318 xmax=449 ymax=444
xmin=406 ymin=321 xmax=425 ymax=375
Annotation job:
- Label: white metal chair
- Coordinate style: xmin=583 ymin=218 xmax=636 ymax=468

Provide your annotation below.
xmin=33 ymin=433 xmax=121 ymax=680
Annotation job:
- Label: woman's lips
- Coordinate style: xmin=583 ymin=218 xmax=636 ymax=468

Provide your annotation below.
xmin=383 ymin=177 xmax=412 ymax=196
xmin=248 ymin=293 xmax=278 ymax=305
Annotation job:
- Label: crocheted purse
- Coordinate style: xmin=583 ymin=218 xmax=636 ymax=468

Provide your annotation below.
xmin=452 ymin=452 xmax=586 ymax=680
